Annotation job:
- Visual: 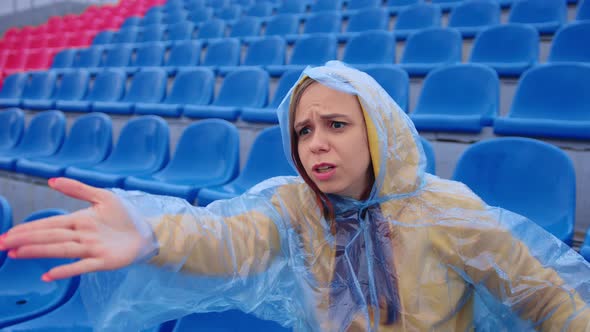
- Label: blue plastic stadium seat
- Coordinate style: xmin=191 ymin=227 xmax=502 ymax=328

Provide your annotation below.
xmin=92 ymin=68 xmax=167 ymax=115
xmin=50 ymin=49 xmax=76 ymax=70
xmin=342 ymin=30 xmax=396 ymax=70
xmin=26 ymin=70 xmax=89 ymax=111
xmin=419 ymin=136 xmax=435 ymax=174
xmin=111 ymin=27 xmax=139 ymax=44
xmin=188 ymin=7 xmax=214 ymax=24
xmin=217 ymin=4 xmax=242 ymax=21
xmin=64 ymin=115 xmax=169 ymax=188
xmin=19 ymin=71 xmax=58 ymax=110
xmin=57 ymin=69 xmax=126 ymax=113
xmin=172 ymin=310 xmax=290 ymax=332
xmin=246 ymin=2 xmax=273 ymax=17
xmin=410 ymin=64 xmax=499 ymax=133
xmin=452 ymin=137 xmax=576 ymax=245
xmin=167 ymin=22 xmax=196 ymax=43
xmin=208 ymin=0 xmax=229 ymax=9
xmin=126 ymin=42 xmax=166 ymax=73
xmin=162 ymin=40 xmax=202 ymax=75
xmin=92 ymin=31 xmax=114 ymax=45
xmin=581 ymin=231 xmax=590 ymax=261
xmin=228 ymin=17 xmax=262 ymax=41
xmin=135 ymin=68 xmax=214 ymax=117
xmin=16 ymin=113 xmax=112 ymax=178
xmin=140 ymin=12 xmax=162 ymax=26
xmin=0 ymin=208 xmax=78 ymax=330
xmin=468 ymin=23 xmax=539 ymax=77
xmin=386 ymin=0 xmax=423 ymax=15
xmin=345 ymin=0 xmax=381 ymax=15
xmin=394 ymin=3 xmax=442 ymax=40
xmin=0 ymin=110 xmax=65 ymax=170
xmin=508 ymin=0 xmax=567 ymax=35
xmin=311 ymin=0 xmax=343 ymax=13
xmin=399 ymin=28 xmax=462 ymax=76
xmin=0 ymin=73 xmax=27 ymax=108
xmin=364 ymin=66 xmax=410 ymax=112
xmin=122 ymin=16 xmax=142 ymax=28
xmin=339 ymin=7 xmax=389 ymax=42
xmin=447 ymin=0 xmax=501 ymax=38
xmin=137 ymin=25 xmax=165 ymax=43
xmin=286 ymin=12 xmax=341 ymax=43
xmin=163 ymin=10 xmax=189 ymax=24
xmin=201 ymin=38 xmax=241 ymax=73
xmin=196 ymin=19 xmax=226 ymax=42
xmin=493 ymin=63 xmax=590 ymax=140
xmin=548 ymin=22 xmax=590 ymax=64
xmin=197 ymin=126 xmax=297 ymax=206
xmin=431 ymin=0 xmax=463 ymax=12
xmin=88 ymin=44 xmax=133 ymax=75
xmin=267 ymin=34 xmax=338 ymax=76
xmin=125 ymin=120 xmax=239 ymax=203
xmin=219 ymin=36 xmax=286 ymax=75
xmin=277 ymin=0 xmax=307 ymax=15
xmin=241 ymin=69 xmax=302 ymax=123
xmin=71 ymin=46 xmax=103 ymax=69
xmin=578 ymin=0 xmax=590 ymax=21
xmin=184 ymin=68 xmax=269 ymax=121
xmin=245 ymin=14 xmax=299 ymax=43
xmin=0 ymin=108 xmax=24 ymax=152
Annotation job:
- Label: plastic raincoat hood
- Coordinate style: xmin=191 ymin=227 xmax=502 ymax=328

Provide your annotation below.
xmin=78 ymin=61 xmax=590 ymax=331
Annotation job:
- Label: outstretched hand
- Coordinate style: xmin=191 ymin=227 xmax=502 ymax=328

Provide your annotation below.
xmin=0 ymin=177 xmax=146 ymax=282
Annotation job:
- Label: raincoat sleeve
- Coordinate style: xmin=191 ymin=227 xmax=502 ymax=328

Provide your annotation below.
xmin=427 ymin=180 xmax=590 ymax=330
xmin=78 ymin=178 xmax=311 ymax=331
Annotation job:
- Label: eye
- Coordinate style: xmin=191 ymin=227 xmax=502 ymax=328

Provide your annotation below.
xmin=331 ymin=121 xmax=346 ymax=129
xmin=298 ymin=127 xmax=311 ymax=137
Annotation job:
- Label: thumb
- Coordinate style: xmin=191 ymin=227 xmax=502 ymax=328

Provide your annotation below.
xmin=48 ymin=177 xmax=109 ymax=205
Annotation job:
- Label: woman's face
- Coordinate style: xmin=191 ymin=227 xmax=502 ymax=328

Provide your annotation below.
xmin=294 ymin=82 xmax=372 ymax=200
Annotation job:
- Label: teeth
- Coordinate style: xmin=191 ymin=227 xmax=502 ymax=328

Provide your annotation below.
xmin=316 ymin=166 xmax=333 ymax=172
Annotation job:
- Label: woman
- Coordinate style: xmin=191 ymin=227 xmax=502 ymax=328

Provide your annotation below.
xmin=0 ymin=61 xmax=589 ymax=331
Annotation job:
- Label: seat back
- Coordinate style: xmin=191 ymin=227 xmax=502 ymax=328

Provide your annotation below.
xmin=277 ymin=0 xmax=307 ymax=14
xmin=508 ymin=0 xmax=566 ymax=25
xmin=246 ymin=2 xmax=273 ymax=17
xmin=166 ymin=40 xmax=202 ymax=67
xmin=163 ymin=119 xmax=239 ymax=183
xmin=269 ymin=69 xmax=303 ymax=108
xmin=452 ymin=137 xmax=575 ymax=243
xmin=235 ymin=126 xmax=297 ymax=190
xmin=0 ymin=73 xmax=26 ymax=99
xmin=72 ymin=46 xmax=103 ymax=68
xmin=202 ymin=38 xmax=240 ymax=67
xmin=111 ymin=27 xmax=138 ymax=43
xmin=53 ymin=70 xmax=89 ymax=101
xmin=364 ymin=66 xmax=409 ymax=111
xmin=303 ymin=12 xmax=342 ymax=34
xmin=343 ymin=30 xmax=395 ymax=65
xmin=229 ymin=17 xmax=261 ymax=38
xmin=419 ymin=136 xmax=435 ymax=174
xmin=167 ymin=22 xmax=195 ymax=41
xmin=265 ymin=14 xmax=299 ymax=36
xmin=448 ymin=0 xmax=500 ymax=29
xmin=21 ymin=71 xmax=57 ymax=100
xmin=290 ymin=34 xmax=338 ymax=65
xmin=469 ymin=23 xmax=539 ymax=63
xmin=132 ymin=42 xmax=165 ymax=67
xmin=51 ymin=49 xmax=76 ymax=69
xmin=548 ymin=22 xmax=590 ymax=63
xmin=92 ymin=31 xmax=114 ymax=44
xmin=243 ymin=36 xmax=286 ymax=66
xmin=347 ymin=0 xmax=381 ymax=10
xmin=100 ymin=44 xmax=133 ymax=68
xmin=102 ymin=115 xmax=169 ymax=172
xmin=122 ymin=68 xmax=167 ymax=103
xmin=508 ymin=63 xmax=590 ymax=120
xmin=578 ymin=0 xmax=590 ymax=21
xmin=214 ymin=68 xmax=269 ymax=107
xmin=85 ymin=69 xmax=127 ymax=102
xmin=54 ymin=112 xmax=112 ymax=164
xmin=346 ymin=7 xmax=389 ymax=33
xmin=166 ymin=68 xmax=214 ymax=105
xmin=414 ymin=64 xmax=498 ymax=118
xmin=394 ymin=3 xmax=441 ymax=30
xmin=18 ymin=110 xmax=66 ymax=155
xmin=400 ymin=27 xmax=462 ymax=64
xmin=311 ymin=0 xmax=342 ymax=12
xmin=197 ymin=19 xmax=225 ymax=39
xmin=138 ymin=25 xmax=165 ymax=43
xmin=0 ymin=108 xmax=24 ymax=151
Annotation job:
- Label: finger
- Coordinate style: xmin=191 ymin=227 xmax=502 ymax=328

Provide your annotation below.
xmin=9 ymin=242 xmax=89 ymax=259
xmin=49 ymin=177 xmax=110 ymax=205
xmin=6 ymin=211 xmax=80 ymax=234
xmin=43 ymin=258 xmax=104 ymax=281
xmin=1 ymin=228 xmax=79 ymax=250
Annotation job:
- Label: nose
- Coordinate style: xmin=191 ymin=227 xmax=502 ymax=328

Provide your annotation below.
xmin=309 ymin=130 xmax=330 ymax=154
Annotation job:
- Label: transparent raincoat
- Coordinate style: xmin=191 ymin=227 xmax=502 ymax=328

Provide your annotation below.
xmin=79 ymin=61 xmax=590 ymax=331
